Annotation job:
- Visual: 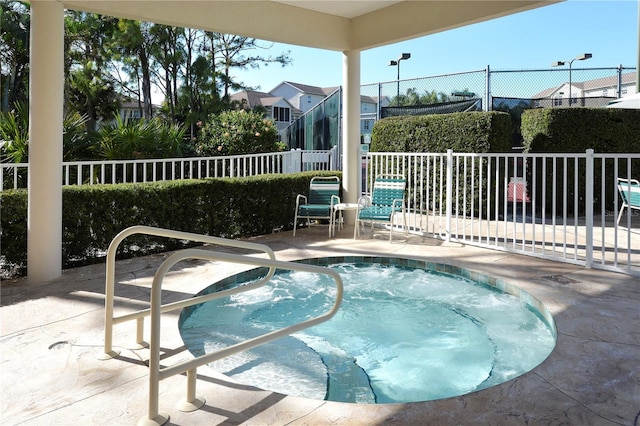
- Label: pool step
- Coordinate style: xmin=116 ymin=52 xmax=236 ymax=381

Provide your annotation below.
xmin=322 ymin=351 xmax=376 ymax=403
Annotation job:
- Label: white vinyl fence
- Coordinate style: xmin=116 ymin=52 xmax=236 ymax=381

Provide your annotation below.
xmin=364 ymin=150 xmax=640 ymax=277
xmin=2 ymin=147 xmax=637 ymax=276
xmin=0 ymin=147 xmax=339 ymax=190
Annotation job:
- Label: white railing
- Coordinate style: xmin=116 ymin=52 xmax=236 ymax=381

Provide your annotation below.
xmin=364 ymin=150 xmax=640 ymax=277
xmin=0 ymin=147 xmax=339 ymax=191
xmin=0 ymin=162 xmax=28 ymax=190
xmin=102 ymin=226 xmax=343 ymax=425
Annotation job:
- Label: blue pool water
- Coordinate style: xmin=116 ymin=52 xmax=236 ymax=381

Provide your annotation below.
xmin=179 ymin=257 xmax=556 ymax=404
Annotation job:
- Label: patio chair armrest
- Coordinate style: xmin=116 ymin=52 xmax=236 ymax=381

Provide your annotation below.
xmin=357 ymin=195 xmax=371 ymax=209
xmin=330 ymin=194 xmax=341 ymax=206
xmin=296 ymin=194 xmax=308 ymax=207
xmin=392 ymin=198 xmax=405 ymax=210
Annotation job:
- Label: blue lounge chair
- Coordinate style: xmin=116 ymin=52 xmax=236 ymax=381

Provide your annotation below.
xmin=356 ymin=174 xmax=407 ymax=242
xmin=616 ymin=177 xmax=640 ymax=226
xmin=293 ymin=176 xmax=341 ymax=236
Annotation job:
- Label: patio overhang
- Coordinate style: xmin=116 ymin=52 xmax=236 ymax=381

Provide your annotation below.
xmin=59 ymin=1 xmax=560 ymax=52
xmin=24 ymin=0 xmax=562 ymax=281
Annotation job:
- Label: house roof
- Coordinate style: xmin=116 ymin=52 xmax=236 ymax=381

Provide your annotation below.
xmin=361 ymin=95 xmax=378 ymax=104
xmin=119 ymin=97 xmax=160 ymax=109
xmin=582 ymin=72 xmax=636 ymax=91
xmin=532 ymin=72 xmax=635 ymax=98
xmin=235 ymin=85 xmax=384 ymax=107
xmin=277 ymin=82 xmax=340 ymax=97
xmin=230 ymin=90 xmax=301 ymax=113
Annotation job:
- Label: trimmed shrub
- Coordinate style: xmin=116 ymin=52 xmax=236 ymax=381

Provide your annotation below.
xmin=1 ymin=171 xmax=341 ymax=278
xmin=370 ymin=112 xmax=512 ymax=218
xmin=521 ymin=108 xmax=640 ymax=214
xmin=371 ymin=111 xmax=512 ymax=153
xmin=521 ymin=108 xmax=640 ymax=153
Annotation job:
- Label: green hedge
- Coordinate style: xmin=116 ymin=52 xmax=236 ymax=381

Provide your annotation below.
xmin=0 ymin=171 xmax=341 ymax=278
xmin=521 ymin=108 xmax=640 ymax=214
xmin=521 ymin=108 xmax=640 ymax=153
xmin=371 ymin=111 xmax=512 ymax=153
xmin=370 ymin=112 xmax=512 ymax=217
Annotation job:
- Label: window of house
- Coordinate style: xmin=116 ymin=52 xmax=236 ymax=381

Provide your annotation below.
xmin=363 ymin=120 xmax=370 ymax=131
xmin=603 ymin=88 xmax=609 ymax=97
xmin=273 ymin=107 xmax=290 ymax=122
xmin=307 ymin=95 xmax=312 ymax=103
xmin=553 ymin=98 xmax=563 ymax=106
xmin=124 ymin=109 xmax=142 ymax=120
xmin=621 ymin=87 xmax=628 ymax=95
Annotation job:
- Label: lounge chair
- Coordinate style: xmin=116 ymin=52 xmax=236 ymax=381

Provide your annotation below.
xmin=355 ymin=174 xmax=407 ymax=242
xmin=293 ymin=176 xmax=341 ymax=236
xmin=616 ymin=177 xmax=640 ymax=226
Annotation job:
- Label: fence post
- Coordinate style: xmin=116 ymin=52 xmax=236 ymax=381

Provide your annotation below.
xmin=284 ymin=149 xmax=300 ymax=174
xmin=485 ymin=65 xmax=491 ymax=112
xmin=585 ymin=149 xmax=594 ymax=269
xmin=446 ymin=149 xmax=453 ymax=242
xmin=617 ymin=64 xmax=623 ymax=98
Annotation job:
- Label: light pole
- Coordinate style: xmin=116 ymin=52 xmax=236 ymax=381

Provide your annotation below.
xmin=389 ymin=53 xmax=411 ymax=98
xmin=552 ymin=53 xmax=592 ymax=107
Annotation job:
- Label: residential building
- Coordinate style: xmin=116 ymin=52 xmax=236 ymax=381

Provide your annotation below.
xmin=532 ymin=72 xmax=636 ymax=108
xmin=119 ymin=97 xmax=160 ymax=121
xmin=229 ymin=90 xmax=301 ymax=133
xmin=232 ymin=82 xmax=390 ymax=138
xmin=269 ymin=81 xmax=339 ymax=114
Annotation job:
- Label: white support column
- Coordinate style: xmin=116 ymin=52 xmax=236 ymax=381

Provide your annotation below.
xmin=341 ymin=50 xmax=361 ymax=212
xmin=28 ymin=1 xmax=64 ymax=281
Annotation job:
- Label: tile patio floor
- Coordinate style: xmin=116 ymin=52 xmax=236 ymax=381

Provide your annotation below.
xmin=1 ymin=225 xmax=639 ymax=425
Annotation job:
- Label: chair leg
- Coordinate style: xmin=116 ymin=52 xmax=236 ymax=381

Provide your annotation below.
xmin=293 ymin=211 xmax=298 ymax=236
xmin=329 ymin=211 xmax=334 ymax=237
xmin=617 ymin=205 xmax=626 ymax=226
xmin=403 ymin=210 xmax=408 ymax=235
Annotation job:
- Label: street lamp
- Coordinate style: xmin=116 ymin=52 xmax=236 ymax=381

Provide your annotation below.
xmin=552 ymin=53 xmax=592 ymax=107
xmin=389 ymin=53 xmax=411 ymax=97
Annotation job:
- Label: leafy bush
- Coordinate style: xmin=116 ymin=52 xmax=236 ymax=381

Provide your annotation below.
xmin=196 ymin=109 xmax=280 ymax=156
xmin=1 ymin=102 xmax=186 ymax=162
xmin=97 ymin=115 xmax=186 ymax=159
xmin=0 ymin=102 xmax=30 ymax=163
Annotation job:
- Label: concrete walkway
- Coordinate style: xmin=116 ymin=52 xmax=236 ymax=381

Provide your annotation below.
xmin=1 ymin=226 xmax=639 ymax=425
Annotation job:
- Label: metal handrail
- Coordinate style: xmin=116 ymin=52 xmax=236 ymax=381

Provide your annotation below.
xmin=101 ymin=225 xmax=277 ymax=359
xmin=143 ymin=248 xmax=343 ymax=425
xmin=102 ymin=226 xmax=343 ymax=425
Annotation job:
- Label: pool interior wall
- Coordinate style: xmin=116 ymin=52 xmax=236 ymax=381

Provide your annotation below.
xmin=179 ymin=256 xmax=557 ymax=403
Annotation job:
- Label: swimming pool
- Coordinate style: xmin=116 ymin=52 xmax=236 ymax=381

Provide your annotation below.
xmin=179 ymin=256 xmax=556 ymax=404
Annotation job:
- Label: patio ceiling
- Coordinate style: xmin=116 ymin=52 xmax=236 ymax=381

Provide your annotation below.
xmin=60 ymin=0 xmax=562 ymax=51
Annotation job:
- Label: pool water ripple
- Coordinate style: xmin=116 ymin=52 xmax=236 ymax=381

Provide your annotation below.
xmin=179 ymin=258 xmax=556 ymax=404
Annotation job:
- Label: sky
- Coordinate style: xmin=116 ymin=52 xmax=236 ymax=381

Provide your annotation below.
xmin=232 ymin=0 xmax=639 ymax=94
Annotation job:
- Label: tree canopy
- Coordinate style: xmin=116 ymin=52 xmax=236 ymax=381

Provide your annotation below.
xmin=0 ymin=1 xmax=292 ymax=161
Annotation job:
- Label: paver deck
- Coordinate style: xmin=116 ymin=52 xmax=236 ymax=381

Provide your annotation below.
xmin=1 ymin=226 xmax=639 ymax=425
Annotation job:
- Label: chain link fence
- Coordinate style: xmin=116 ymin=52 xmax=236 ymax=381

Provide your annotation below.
xmin=363 ymin=66 xmax=635 ymax=110
xmin=283 ymin=66 xmax=636 ymax=149
xmin=360 ymin=65 xmax=635 ymax=148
